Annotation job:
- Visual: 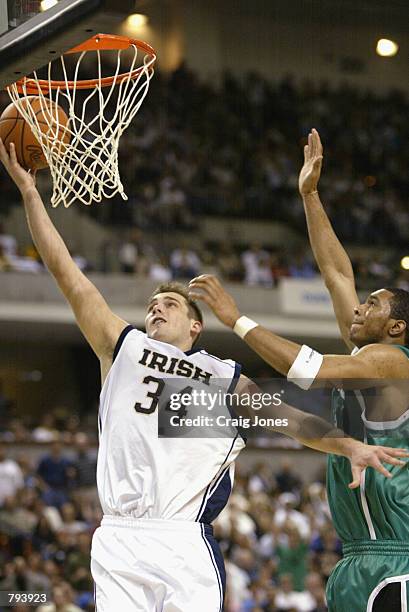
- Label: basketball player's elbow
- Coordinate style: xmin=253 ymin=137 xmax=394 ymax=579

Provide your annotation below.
xmin=321 ymin=267 xmax=338 ymax=287
xmin=314 ymin=356 xmax=380 ymax=387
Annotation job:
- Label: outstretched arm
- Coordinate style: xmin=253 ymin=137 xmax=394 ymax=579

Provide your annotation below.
xmin=0 ymin=141 xmax=127 ymax=366
xmin=235 ymin=375 xmax=409 ymax=489
xmin=189 ymin=275 xmax=409 ymax=387
xmin=299 ymin=129 xmax=359 ymax=350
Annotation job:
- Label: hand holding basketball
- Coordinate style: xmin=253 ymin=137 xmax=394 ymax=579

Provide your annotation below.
xmin=0 ymin=97 xmax=70 ymax=171
xmin=299 ymin=128 xmax=323 ymax=196
xmin=0 ymin=139 xmax=37 ymax=194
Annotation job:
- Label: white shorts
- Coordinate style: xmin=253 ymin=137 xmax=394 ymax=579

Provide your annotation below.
xmin=91 ymin=516 xmax=225 ymax=612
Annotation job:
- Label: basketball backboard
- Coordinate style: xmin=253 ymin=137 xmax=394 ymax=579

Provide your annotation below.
xmin=0 ymin=0 xmax=137 ymax=90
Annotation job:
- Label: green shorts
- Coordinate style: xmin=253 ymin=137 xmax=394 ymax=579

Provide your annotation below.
xmin=326 ymin=541 xmax=409 ymax=612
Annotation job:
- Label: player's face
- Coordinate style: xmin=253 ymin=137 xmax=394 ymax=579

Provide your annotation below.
xmin=349 ymin=289 xmax=393 ymax=347
xmin=145 ymin=292 xmax=201 ymax=349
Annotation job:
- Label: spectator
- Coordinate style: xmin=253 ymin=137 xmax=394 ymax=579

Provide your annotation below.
xmin=32 ymin=515 xmax=57 ymax=553
xmin=288 ymin=250 xmax=316 ymax=279
xmin=271 ymin=252 xmax=289 ymax=285
xmin=0 ymin=560 xmax=18 ymax=591
xmin=2 ymin=418 xmax=29 ymax=442
xmin=37 ymin=582 xmax=83 ymax=612
xmin=217 ymin=244 xmax=243 ymax=282
xmin=156 ymin=176 xmax=191 ymax=228
xmin=241 ymin=243 xmax=271 ymax=286
xmin=170 ymin=246 xmax=201 ymax=279
xmin=58 ymin=503 xmax=87 ymax=535
xmin=149 ymin=256 xmax=172 ymax=282
xmin=60 ymin=414 xmax=82 ymax=445
xmin=0 ymin=222 xmax=17 ymax=257
xmin=304 ymin=572 xmax=327 ymax=612
xmin=276 ymin=459 xmax=302 ymax=493
xmin=72 ymin=434 xmax=97 ymax=502
xmin=0 ymin=445 xmax=24 ymax=505
xmin=37 ymin=442 xmax=76 ymax=508
xmin=276 ymin=526 xmax=309 ymax=591
xmin=32 ymin=415 xmax=60 ymax=443
xmin=65 ymin=533 xmax=93 ymax=593
xmin=25 ymin=552 xmax=52 ymax=594
xmin=274 ymin=493 xmax=311 ymax=540
xmin=274 ymin=573 xmax=312 ymax=612
xmin=0 ymin=494 xmax=36 ymax=536
xmin=118 ymin=230 xmax=140 ymax=274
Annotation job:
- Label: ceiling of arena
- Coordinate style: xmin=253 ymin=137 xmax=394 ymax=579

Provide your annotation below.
xmin=205 ymin=0 xmax=409 ymax=29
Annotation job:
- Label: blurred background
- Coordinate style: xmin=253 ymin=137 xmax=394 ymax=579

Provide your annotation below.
xmin=1 ymin=0 xmax=409 ymax=610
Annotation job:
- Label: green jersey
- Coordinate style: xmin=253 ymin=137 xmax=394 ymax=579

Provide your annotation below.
xmin=327 ymin=345 xmax=409 ymax=542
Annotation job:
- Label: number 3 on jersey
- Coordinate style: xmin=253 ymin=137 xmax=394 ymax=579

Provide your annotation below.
xmin=134 ymin=376 xmax=165 ymax=414
xmin=134 ymin=377 xmax=191 ymax=418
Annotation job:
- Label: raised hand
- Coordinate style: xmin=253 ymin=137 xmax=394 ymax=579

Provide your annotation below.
xmin=298 ymin=128 xmax=323 ymax=196
xmin=0 ymin=139 xmax=37 ymax=194
xmin=189 ymin=274 xmax=241 ymax=329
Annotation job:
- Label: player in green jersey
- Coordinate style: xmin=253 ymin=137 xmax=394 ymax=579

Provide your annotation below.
xmin=189 ymin=130 xmax=409 ymax=611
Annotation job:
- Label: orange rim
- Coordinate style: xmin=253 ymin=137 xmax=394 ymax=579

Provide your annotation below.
xmin=11 ymin=34 xmax=156 ymax=94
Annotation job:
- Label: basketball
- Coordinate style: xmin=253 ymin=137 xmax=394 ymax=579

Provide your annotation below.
xmin=0 ymin=96 xmax=70 ymax=170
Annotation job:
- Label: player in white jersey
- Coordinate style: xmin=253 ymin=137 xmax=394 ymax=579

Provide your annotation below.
xmin=1 ymin=140 xmax=408 ymax=612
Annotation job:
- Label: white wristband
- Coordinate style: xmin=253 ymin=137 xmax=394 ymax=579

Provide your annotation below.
xmin=287 ymin=344 xmax=323 ymax=390
xmin=233 ymin=316 xmax=259 ymax=339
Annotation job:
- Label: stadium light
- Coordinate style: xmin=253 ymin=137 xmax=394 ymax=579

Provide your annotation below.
xmin=41 ymin=0 xmax=59 ymax=10
xmin=126 ymin=13 xmax=148 ymax=29
xmin=400 ymin=256 xmax=409 ymax=270
xmin=376 ymin=39 xmax=399 ymax=57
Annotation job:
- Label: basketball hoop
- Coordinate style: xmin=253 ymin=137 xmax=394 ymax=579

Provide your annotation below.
xmin=6 ymin=34 xmax=156 ymax=207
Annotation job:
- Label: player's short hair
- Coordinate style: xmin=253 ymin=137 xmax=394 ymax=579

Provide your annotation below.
xmin=385 ymin=287 xmax=409 ymax=345
xmin=149 ymin=282 xmax=203 ymax=345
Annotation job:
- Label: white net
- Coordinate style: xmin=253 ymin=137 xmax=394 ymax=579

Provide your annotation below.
xmin=7 ymin=37 xmax=156 ymax=207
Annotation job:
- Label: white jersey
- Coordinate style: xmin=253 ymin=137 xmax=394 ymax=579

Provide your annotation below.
xmin=97 ymin=326 xmax=245 ymax=522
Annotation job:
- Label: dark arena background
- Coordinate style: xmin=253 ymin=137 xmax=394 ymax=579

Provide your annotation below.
xmin=1 ymin=0 xmax=409 ymax=610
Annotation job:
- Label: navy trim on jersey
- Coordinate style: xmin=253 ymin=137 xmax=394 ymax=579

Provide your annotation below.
xmin=200 ymin=467 xmax=232 ymax=524
xmin=200 ymin=523 xmax=225 ymax=611
xmin=195 ymin=434 xmax=239 ymax=521
xmin=198 ymin=350 xmax=236 ymax=369
xmin=207 ymin=466 xmax=230 ymax=499
xmin=184 ymin=346 xmax=204 ymax=356
xmin=113 ymin=325 xmax=134 ymax=363
xmin=227 ymin=362 xmax=242 ymax=393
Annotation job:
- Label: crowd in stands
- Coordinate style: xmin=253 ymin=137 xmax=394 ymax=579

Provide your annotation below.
xmin=1 ymin=220 xmax=408 ymax=292
xmin=0 ymin=415 xmax=334 ymax=612
xmin=1 ymin=66 xmax=409 ymax=289
xmin=0 ymin=383 xmax=332 ymax=611
xmin=137 ymin=66 xmax=409 ymax=249
xmin=0 ymin=439 xmax=99 ymax=612
xmin=220 ymin=460 xmax=333 ymax=612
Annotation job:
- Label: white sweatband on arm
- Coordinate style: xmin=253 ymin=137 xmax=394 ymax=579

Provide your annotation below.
xmin=233 ymin=316 xmax=259 ymax=339
xmin=287 ymin=344 xmax=323 ymax=390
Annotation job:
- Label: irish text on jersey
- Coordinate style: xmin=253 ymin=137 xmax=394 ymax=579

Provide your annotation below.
xmin=139 ymin=349 xmax=213 ymax=385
